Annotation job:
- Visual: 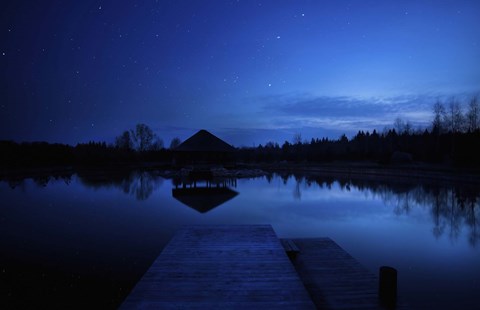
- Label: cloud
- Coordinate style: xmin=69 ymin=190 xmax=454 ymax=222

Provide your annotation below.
xmin=259 ymin=93 xmax=442 ymax=132
xmin=265 ymin=96 xmax=386 ymax=117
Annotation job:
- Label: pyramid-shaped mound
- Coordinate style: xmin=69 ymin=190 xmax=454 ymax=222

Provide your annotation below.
xmin=175 ymin=129 xmax=235 ymax=152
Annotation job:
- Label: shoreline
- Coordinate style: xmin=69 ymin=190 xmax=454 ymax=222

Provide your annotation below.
xmin=1 ymin=161 xmax=480 ymax=184
xmin=255 ymin=161 xmax=480 ymax=184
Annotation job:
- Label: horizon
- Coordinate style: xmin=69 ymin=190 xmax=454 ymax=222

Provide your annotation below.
xmin=1 ymin=1 xmax=480 ymax=146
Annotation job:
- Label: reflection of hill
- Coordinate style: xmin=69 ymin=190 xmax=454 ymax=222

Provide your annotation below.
xmin=272 ymin=172 xmax=480 ymax=247
xmin=172 ymin=187 xmax=238 ymax=213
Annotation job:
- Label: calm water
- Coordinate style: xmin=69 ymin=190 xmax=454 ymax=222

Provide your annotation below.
xmin=1 ymin=170 xmax=479 ymax=309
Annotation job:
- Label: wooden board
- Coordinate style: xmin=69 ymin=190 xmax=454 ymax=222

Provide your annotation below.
xmin=121 ymin=225 xmax=315 ymax=309
xmin=286 ymin=238 xmax=408 ymax=309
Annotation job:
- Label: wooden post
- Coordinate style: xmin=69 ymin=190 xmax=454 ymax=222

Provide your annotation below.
xmin=379 ymin=266 xmax=397 ymax=307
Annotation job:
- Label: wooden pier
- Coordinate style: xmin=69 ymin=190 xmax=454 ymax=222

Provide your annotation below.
xmin=121 ymin=225 xmax=315 ymax=309
xmin=122 ymin=225 xmax=406 ymax=309
xmin=285 ymin=238 xmax=398 ymax=309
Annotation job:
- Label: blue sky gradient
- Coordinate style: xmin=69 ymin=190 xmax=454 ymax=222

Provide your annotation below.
xmin=1 ymin=0 xmax=479 ymax=146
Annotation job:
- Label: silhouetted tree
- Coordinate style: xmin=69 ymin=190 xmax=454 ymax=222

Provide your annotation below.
xmin=466 ymin=96 xmax=479 ymax=132
xmin=445 ymin=98 xmax=464 ymax=133
xmin=432 ymin=100 xmax=446 ymax=134
xmin=131 ymin=123 xmax=155 ymax=151
xmin=292 ymin=133 xmax=302 ymax=145
xmin=151 ymin=136 xmax=164 ymax=151
xmin=115 ymin=130 xmax=133 ymax=150
xmin=170 ymin=137 xmax=181 ymax=149
xmin=394 ymin=117 xmax=406 ymax=134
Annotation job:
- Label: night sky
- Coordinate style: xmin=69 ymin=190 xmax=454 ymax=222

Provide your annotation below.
xmin=1 ymin=0 xmax=479 ymax=146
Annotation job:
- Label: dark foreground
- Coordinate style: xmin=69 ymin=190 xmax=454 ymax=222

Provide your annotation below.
xmin=2 ymin=168 xmax=479 ymax=309
xmin=122 ymin=225 xmax=406 ymax=309
xmin=122 ymin=225 xmax=315 ymax=309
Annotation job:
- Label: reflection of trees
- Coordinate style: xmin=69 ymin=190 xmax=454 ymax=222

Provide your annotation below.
xmin=276 ymin=172 xmax=480 ymax=247
xmin=2 ymin=173 xmax=73 ymax=189
xmin=77 ymin=170 xmax=163 ymax=201
xmin=293 ymin=174 xmax=303 ymax=200
xmin=378 ymin=183 xmax=479 ymax=246
xmin=293 ymin=181 xmax=301 ymax=200
xmin=466 ymin=199 xmax=480 ymax=246
xmin=7 ymin=178 xmax=25 ymax=189
xmin=31 ymin=174 xmax=72 ymax=187
xmin=265 ymin=173 xmax=273 ymax=183
xmin=430 ymin=187 xmax=448 ymax=240
xmin=123 ymin=171 xmax=163 ymax=200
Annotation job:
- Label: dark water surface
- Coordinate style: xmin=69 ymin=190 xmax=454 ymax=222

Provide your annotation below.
xmin=1 ymin=171 xmax=479 ymax=309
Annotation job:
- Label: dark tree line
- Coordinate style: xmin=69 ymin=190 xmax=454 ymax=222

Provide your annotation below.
xmin=0 ymin=124 xmax=181 ymax=168
xmin=237 ymin=128 xmax=480 ymax=167
xmin=1 ymin=97 xmax=479 ymax=169
xmin=238 ymin=96 xmax=480 ymax=167
xmin=0 ymin=140 xmax=169 ymax=168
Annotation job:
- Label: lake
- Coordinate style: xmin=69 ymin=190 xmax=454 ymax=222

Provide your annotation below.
xmin=1 ymin=170 xmax=479 ymax=309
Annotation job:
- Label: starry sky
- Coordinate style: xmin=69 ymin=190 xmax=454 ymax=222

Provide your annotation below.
xmin=1 ymin=0 xmax=479 ymax=146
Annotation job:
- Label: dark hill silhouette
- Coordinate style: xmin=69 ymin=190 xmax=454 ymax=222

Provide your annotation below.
xmin=173 ymin=129 xmax=236 ymax=169
xmin=174 ymin=129 xmax=235 ymax=152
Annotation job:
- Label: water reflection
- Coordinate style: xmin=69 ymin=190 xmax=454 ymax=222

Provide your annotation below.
xmin=273 ymin=172 xmax=480 ymax=247
xmin=171 ymin=178 xmax=238 ymax=213
xmin=77 ymin=170 xmax=163 ymax=200
xmin=67 ymin=170 xmax=480 ymax=247
xmin=2 ymin=170 xmax=479 ymax=245
xmin=6 ymin=172 xmax=73 ymax=189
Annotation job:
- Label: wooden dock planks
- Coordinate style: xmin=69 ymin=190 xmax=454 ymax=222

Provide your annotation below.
xmin=286 ymin=238 xmax=408 ymax=309
xmin=121 ymin=225 xmax=315 ymax=309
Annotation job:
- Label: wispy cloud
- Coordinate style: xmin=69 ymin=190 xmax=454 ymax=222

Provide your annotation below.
xmin=259 ymin=93 xmax=444 ymax=132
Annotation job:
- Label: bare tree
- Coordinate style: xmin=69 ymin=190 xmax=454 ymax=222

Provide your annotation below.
xmin=393 ymin=117 xmax=412 ymax=135
xmin=292 ymin=133 xmax=302 ymax=145
xmin=115 ymin=131 xmax=133 ymax=150
xmin=151 ymin=137 xmax=164 ymax=151
xmin=131 ymin=123 xmax=155 ymax=151
xmin=394 ymin=117 xmax=405 ymax=134
xmin=466 ymin=96 xmax=479 ymax=131
xmin=404 ymin=121 xmax=413 ymax=135
xmin=445 ymin=98 xmax=464 ymax=133
xmin=169 ymin=137 xmax=181 ymax=149
xmin=432 ymin=100 xmax=446 ymax=134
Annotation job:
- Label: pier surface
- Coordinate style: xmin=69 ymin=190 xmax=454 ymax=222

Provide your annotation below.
xmin=286 ymin=238 xmax=408 ymax=309
xmin=121 ymin=225 xmax=315 ymax=309
xmin=122 ymin=226 xmax=407 ymax=309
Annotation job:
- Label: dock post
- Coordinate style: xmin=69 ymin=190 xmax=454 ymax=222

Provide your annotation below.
xmin=379 ymin=266 xmax=397 ymax=308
